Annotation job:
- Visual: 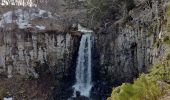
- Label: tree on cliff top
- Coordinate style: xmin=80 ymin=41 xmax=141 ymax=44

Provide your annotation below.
xmin=85 ymin=0 xmax=136 ymax=27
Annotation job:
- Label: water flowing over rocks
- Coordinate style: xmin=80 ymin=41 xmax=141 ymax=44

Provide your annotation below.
xmin=73 ymin=32 xmax=93 ymax=97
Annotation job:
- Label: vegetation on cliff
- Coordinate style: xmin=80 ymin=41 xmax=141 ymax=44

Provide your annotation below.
xmin=107 ymin=75 xmax=163 ymax=100
xmin=163 ymin=36 xmax=170 ymax=45
xmin=85 ymin=0 xmax=136 ymax=27
xmin=107 ymin=3 xmax=170 ymax=100
xmin=108 ymin=53 xmax=170 ymax=100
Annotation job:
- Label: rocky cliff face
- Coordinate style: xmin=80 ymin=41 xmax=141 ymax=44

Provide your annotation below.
xmin=0 ymin=29 xmax=81 ymax=79
xmin=91 ymin=0 xmax=169 ymax=97
xmin=0 ymin=7 xmax=82 ymax=80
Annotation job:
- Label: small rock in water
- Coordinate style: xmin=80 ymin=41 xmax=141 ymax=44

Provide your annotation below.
xmin=68 ymin=91 xmax=89 ymax=100
xmin=76 ymin=91 xmax=81 ymax=97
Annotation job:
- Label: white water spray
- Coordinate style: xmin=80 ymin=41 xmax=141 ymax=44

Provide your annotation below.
xmin=73 ymin=25 xmax=93 ymax=97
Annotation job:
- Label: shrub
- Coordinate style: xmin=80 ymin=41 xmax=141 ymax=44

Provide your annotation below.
xmin=149 ymin=57 xmax=170 ymax=81
xmin=107 ymin=75 xmax=161 ymax=100
xmin=166 ymin=5 xmax=170 ymax=16
xmin=163 ymin=36 xmax=170 ymax=45
xmin=86 ymin=0 xmax=109 ymax=22
xmin=108 ymin=54 xmax=170 ymax=100
xmin=166 ymin=5 xmax=170 ymax=32
xmin=0 ymin=89 xmax=7 ymax=100
xmin=167 ymin=53 xmax=170 ymax=60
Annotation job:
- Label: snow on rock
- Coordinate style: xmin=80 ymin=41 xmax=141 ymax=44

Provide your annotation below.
xmin=0 ymin=11 xmax=13 ymax=27
xmin=78 ymin=24 xmax=93 ymax=33
xmin=1 ymin=0 xmax=36 ymax=7
xmin=36 ymin=25 xmax=46 ymax=30
xmin=2 ymin=11 xmax=13 ymax=24
xmin=3 ymin=97 xmax=13 ymax=100
xmin=31 ymin=9 xmax=53 ymax=19
xmin=0 ymin=8 xmax=53 ymax=30
xmin=15 ymin=9 xmax=31 ymax=29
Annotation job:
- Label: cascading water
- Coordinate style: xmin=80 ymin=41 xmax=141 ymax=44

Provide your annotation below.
xmin=73 ymin=32 xmax=93 ymax=97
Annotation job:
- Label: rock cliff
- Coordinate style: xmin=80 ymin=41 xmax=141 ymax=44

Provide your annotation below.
xmin=91 ymin=0 xmax=170 ymax=98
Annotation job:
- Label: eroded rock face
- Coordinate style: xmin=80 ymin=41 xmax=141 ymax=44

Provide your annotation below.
xmin=0 ymin=29 xmax=81 ymax=78
xmin=91 ymin=0 xmax=169 ymax=97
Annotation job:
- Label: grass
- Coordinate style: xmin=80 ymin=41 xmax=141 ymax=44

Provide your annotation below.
xmin=164 ymin=36 xmax=170 ymax=45
xmin=166 ymin=5 xmax=170 ymax=16
xmin=166 ymin=5 xmax=170 ymax=32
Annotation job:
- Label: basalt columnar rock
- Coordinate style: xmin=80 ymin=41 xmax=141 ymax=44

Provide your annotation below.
xmin=0 ymin=6 xmax=83 ymax=79
xmin=91 ymin=0 xmax=170 ymax=97
xmin=0 ymin=29 xmax=82 ymax=78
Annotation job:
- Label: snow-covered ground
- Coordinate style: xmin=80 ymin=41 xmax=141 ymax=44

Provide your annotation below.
xmin=1 ymin=0 xmax=36 ymax=7
xmin=0 ymin=8 xmax=53 ymax=30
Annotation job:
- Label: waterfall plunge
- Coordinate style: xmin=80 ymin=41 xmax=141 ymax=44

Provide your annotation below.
xmin=73 ymin=30 xmax=93 ymax=97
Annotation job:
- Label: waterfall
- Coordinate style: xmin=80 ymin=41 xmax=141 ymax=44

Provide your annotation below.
xmin=73 ymin=33 xmax=93 ymax=97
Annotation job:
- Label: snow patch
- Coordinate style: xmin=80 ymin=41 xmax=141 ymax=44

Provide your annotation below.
xmin=36 ymin=25 xmax=46 ymax=30
xmin=3 ymin=97 xmax=13 ymax=100
xmin=1 ymin=0 xmax=36 ymax=7
xmin=78 ymin=24 xmax=93 ymax=33
xmin=0 ymin=11 xmax=13 ymax=27
xmin=0 ymin=8 xmax=53 ymax=29
xmin=2 ymin=11 xmax=13 ymax=24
